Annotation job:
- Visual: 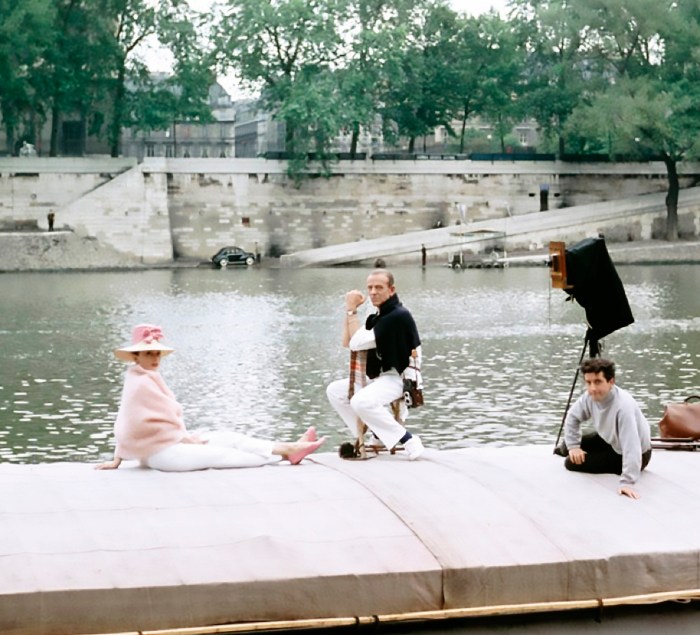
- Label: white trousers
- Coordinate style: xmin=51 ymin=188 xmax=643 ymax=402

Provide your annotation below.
xmin=144 ymin=431 xmax=279 ymax=472
xmin=326 ymin=371 xmax=407 ymax=449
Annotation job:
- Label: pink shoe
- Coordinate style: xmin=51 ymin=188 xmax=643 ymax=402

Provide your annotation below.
xmin=288 ymin=438 xmax=325 ymax=465
xmin=300 ymin=426 xmax=318 ymax=442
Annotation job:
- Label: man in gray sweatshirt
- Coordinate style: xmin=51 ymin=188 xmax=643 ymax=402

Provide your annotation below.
xmin=564 ymin=358 xmax=652 ymax=499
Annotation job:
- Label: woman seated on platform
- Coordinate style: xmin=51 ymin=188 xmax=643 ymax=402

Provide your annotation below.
xmin=96 ymin=324 xmax=324 ymax=471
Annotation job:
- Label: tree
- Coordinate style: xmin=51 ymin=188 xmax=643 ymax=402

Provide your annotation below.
xmin=0 ymin=0 xmax=54 ymax=154
xmin=566 ymin=0 xmax=700 ymax=240
xmin=454 ymin=11 xmax=524 ymax=153
xmin=40 ymin=0 xmax=117 ymax=156
xmin=379 ymin=2 xmax=464 ymax=152
xmin=337 ymin=0 xmax=420 ymax=157
xmin=511 ymin=0 xmax=598 ymax=156
xmin=100 ymin=0 xmax=159 ymax=157
xmin=127 ymin=3 xmax=216 ymax=137
xmin=276 ymin=67 xmax=347 ymax=175
xmin=214 ymin=0 xmax=347 ymax=175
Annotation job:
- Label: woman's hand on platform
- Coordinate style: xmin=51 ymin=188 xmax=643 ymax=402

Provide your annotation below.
xmin=618 ymin=486 xmax=639 ymax=499
xmin=182 ymin=433 xmax=207 ymax=444
xmin=95 ymin=457 xmax=122 ymax=470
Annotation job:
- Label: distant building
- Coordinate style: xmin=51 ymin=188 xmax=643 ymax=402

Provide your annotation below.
xmin=122 ymin=83 xmax=236 ymax=160
xmin=1 ymin=71 xmax=540 ymax=159
xmin=233 ymin=99 xmax=286 ymax=158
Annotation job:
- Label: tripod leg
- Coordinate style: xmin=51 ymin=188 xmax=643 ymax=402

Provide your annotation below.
xmin=553 ymin=334 xmax=589 ymax=454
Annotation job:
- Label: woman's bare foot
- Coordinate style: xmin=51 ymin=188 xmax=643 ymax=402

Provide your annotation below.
xmin=286 ymin=438 xmax=325 ymax=465
xmin=299 ymin=426 xmax=317 ymax=442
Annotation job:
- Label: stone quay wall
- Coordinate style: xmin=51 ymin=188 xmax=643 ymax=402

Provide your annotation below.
xmin=1 ymin=157 xmax=699 ymax=266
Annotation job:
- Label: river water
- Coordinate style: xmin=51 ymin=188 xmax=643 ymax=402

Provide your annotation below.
xmin=1 ymin=265 xmax=698 ymax=464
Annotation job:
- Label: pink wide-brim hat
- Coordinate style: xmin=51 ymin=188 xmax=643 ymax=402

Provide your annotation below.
xmin=114 ymin=324 xmax=174 ymax=362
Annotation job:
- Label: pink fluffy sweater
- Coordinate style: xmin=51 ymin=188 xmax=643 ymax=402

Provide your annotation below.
xmin=114 ymin=366 xmax=187 ymax=460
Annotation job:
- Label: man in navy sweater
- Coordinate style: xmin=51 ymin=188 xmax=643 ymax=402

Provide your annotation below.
xmin=326 ymin=269 xmax=424 ymax=459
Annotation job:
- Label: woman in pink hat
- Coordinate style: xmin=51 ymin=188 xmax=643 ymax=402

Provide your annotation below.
xmin=96 ymin=324 xmax=324 ymax=471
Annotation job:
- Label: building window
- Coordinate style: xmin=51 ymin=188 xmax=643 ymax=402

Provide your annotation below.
xmin=146 ymin=144 xmax=155 ymax=157
xmin=242 ymin=217 xmax=250 ymax=227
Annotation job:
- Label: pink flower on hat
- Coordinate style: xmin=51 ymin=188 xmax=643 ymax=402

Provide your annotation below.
xmin=114 ymin=324 xmax=175 ymax=362
xmin=135 ymin=325 xmax=164 ymax=344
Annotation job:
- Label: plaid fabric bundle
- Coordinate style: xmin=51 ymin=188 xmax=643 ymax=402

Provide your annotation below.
xmin=348 ymin=349 xmax=368 ymax=399
xmin=347 ymin=350 xmax=404 ymax=458
xmin=349 ymin=350 xmax=369 ymax=455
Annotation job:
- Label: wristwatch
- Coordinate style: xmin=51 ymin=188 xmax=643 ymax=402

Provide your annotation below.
xmin=346 ymin=309 xmax=357 ymax=315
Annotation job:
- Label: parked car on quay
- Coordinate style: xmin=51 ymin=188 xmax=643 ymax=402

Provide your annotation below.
xmin=211 ymin=246 xmax=256 ymax=267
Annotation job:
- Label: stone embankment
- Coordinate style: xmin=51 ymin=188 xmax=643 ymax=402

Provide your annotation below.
xmin=501 ymin=239 xmax=700 ymax=268
xmin=0 ymin=231 xmax=144 ymax=272
xmin=605 ymin=239 xmax=700 ymax=264
xmin=1 ymin=229 xmax=700 ymax=272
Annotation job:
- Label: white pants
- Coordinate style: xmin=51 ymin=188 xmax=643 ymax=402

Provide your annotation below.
xmin=326 ymin=371 xmax=408 ymax=450
xmin=144 ymin=431 xmax=280 ymax=472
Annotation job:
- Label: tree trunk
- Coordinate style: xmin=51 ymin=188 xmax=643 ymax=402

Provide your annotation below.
xmin=284 ymin=119 xmax=295 ymax=154
xmin=350 ymin=121 xmax=359 ymax=158
xmin=663 ymin=155 xmax=679 ymax=241
xmin=6 ymin=126 xmax=16 ymax=155
xmin=109 ymin=62 xmax=127 ymax=158
xmin=50 ymin=105 xmax=60 ymax=157
xmin=496 ymin=113 xmax=506 ymax=153
xmin=459 ymin=101 xmax=470 ymax=154
xmin=408 ymin=136 xmax=415 ymax=153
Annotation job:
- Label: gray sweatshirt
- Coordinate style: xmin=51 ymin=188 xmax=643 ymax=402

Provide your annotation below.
xmin=564 ymin=385 xmax=652 ymax=486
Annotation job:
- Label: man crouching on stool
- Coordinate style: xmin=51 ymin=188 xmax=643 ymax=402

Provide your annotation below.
xmin=326 ymin=269 xmax=424 ymax=460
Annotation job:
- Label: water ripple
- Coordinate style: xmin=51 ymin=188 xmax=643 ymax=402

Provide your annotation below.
xmin=0 ymin=266 xmax=698 ymax=463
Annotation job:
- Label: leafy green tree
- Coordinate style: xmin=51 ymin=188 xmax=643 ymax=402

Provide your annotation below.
xmin=447 ymin=12 xmax=525 ymax=153
xmin=566 ymin=0 xmax=700 ymax=239
xmin=337 ymin=0 xmax=420 ymax=157
xmin=99 ymin=0 xmax=159 ymax=157
xmin=2 ymin=0 xmax=226 ymax=158
xmin=379 ymin=2 xmax=464 ymax=152
xmin=511 ymin=0 xmax=598 ymax=156
xmin=39 ymin=1 xmax=118 ymax=156
xmin=0 ymin=0 xmax=54 ymax=154
xmin=214 ymin=0 xmax=347 ymax=175
xmin=91 ymin=0 xmax=214 ymax=157
xmin=276 ymin=67 xmax=347 ymax=176
xmin=338 ymin=3 xmax=410 ymax=157
xmin=127 ymin=4 xmax=215 ymax=137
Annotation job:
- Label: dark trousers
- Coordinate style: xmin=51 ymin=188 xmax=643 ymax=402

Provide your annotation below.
xmin=564 ymin=432 xmax=651 ymax=475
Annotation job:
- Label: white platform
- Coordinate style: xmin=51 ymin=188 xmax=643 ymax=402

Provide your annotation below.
xmin=1 ymin=445 xmax=699 ymax=635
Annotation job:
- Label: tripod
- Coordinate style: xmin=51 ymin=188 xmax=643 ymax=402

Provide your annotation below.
xmin=553 ymin=332 xmax=601 ymax=454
